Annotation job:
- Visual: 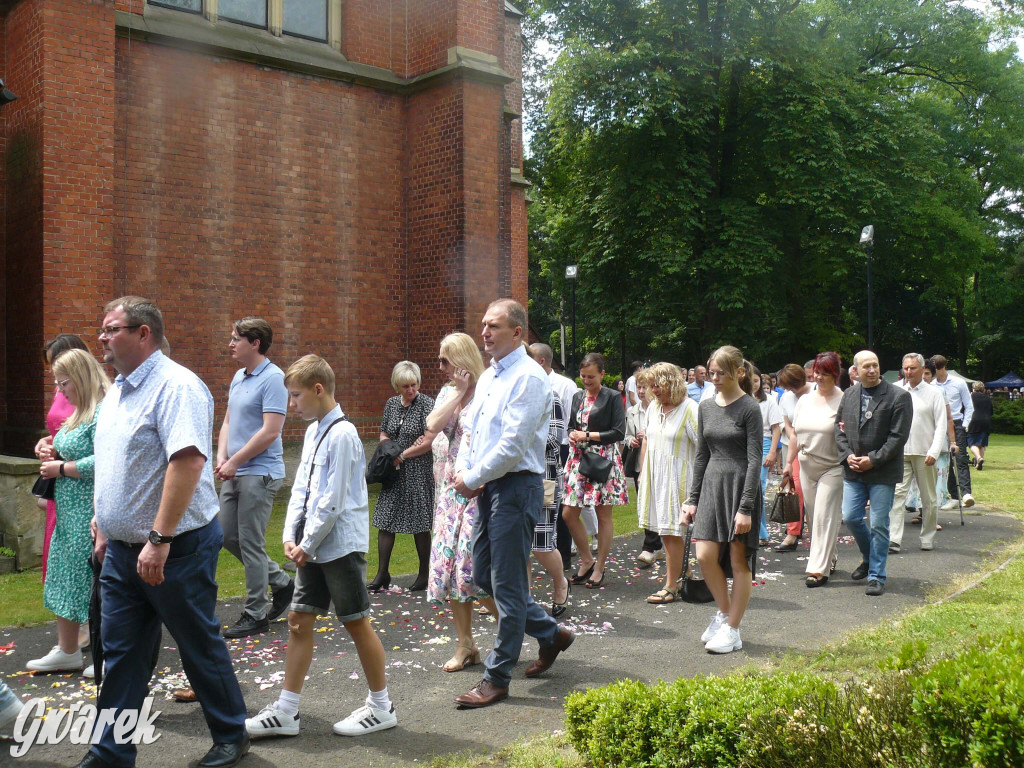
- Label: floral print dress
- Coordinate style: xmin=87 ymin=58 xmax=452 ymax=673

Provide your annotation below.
xmin=427 ymin=397 xmax=489 ymax=604
xmin=562 ymin=393 xmax=629 ymax=507
xmin=44 ymin=407 xmax=99 ymax=624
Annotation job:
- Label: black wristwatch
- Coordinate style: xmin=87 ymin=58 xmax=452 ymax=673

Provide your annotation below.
xmin=148 ymin=529 xmax=174 ymax=545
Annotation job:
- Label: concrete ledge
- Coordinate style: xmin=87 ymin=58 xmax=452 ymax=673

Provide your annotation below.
xmin=116 ymin=8 xmax=514 ymax=93
xmin=0 ymin=455 xmax=39 ymax=476
xmin=0 ymin=455 xmax=43 ymax=570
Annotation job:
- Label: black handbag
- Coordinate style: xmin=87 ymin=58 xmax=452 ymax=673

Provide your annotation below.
xmin=579 ymin=449 xmax=613 ymax=484
xmin=769 ymin=474 xmax=802 ymax=524
xmin=621 ymin=444 xmax=639 ymax=476
xmin=679 ymin=525 xmax=715 ymax=603
xmin=32 ymin=475 xmax=56 ymax=500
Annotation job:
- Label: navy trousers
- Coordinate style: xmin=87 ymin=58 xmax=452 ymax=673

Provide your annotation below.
xmin=90 ymin=520 xmax=245 ymax=766
xmin=472 ymin=472 xmax=560 ymax=689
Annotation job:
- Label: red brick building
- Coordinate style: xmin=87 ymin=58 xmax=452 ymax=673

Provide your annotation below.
xmin=0 ymin=0 xmax=529 ymax=452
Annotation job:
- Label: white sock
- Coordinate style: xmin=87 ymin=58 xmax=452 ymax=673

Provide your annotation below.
xmin=366 ymin=687 xmax=391 ymax=712
xmin=276 ymin=690 xmax=301 ymax=717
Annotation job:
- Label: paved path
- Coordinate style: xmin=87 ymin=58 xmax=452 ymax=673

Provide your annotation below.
xmin=2 ymin=504 xmax=1019 ymax=767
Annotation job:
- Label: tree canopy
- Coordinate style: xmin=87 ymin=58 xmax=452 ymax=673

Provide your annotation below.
xmin=523 ymin=0 xmax=1024 ymax=377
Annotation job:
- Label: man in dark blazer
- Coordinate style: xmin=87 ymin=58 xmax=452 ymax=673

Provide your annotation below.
xmin=835 ymin=350 xmax=912 ymax=596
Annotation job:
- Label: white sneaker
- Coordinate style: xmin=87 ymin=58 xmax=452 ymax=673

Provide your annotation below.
xmin=26 ymin=646 xmax=83 ymax=673
xmin=0 ymin=696 xmax=25 ymax=737
xmin=705 ymin=623 xmax=742 ymax=654
xmin=940 ymin=500 xmax=959 ymax=511
xmin=83 ymin=664 xmax=95 ymax=679
xmin=700 ymin=610 xmax=729 ymax=643
xmin=635 ymin=549 xmax=664 ymax=567
xmin=962 ymin=494 xmax=975 ymax=508
xmin=246 ymin=705 xmax=300 ymax=738
xmin=332 ymin=703 xmax=397 ymax=736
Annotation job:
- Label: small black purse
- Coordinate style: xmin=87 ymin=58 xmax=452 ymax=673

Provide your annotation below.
xmin=579 ymin=449 xmax=613 ymax=484
xmin=32 ymin=475 xmax=56 ymax=501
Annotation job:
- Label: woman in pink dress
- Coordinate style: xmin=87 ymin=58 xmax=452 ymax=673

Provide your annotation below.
xmin=34 ymin=334 xmax=88 ymax=583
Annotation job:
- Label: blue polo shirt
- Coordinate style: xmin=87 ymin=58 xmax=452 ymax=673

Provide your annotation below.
xmin=227 ymin=358 xmax=288 ymax=478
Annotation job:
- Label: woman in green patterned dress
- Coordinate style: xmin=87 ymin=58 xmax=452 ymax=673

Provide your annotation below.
xmin=29 ymin=349 xmax=109 ymax=674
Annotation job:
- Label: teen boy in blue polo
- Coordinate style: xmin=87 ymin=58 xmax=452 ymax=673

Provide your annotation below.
xmin=217 ymin=317 xmax=293 ymax=639
xmin=245 ymin=355 xmax=395 ymax=738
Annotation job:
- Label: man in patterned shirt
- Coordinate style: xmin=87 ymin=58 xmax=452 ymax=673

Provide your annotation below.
xmin=82 ymin=297 xmax=248 ymax=768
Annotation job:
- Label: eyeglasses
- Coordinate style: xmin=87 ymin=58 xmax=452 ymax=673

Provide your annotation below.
xmin=56 ymin=379 xmax=71 ymax=391
xmin=438 ymin=357 xmax=451 ymax=366
xmin=98 ymin=325 xmax=141 ymax=338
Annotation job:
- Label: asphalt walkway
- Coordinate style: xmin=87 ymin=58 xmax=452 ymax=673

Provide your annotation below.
xmin=2 ymin=503 xmax=1019 ymax=767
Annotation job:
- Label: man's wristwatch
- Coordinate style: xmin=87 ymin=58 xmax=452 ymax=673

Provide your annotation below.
xmin=148 ymin=530 xmax=174 ymax=545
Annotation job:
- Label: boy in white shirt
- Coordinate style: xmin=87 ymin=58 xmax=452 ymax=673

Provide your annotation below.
xmin=246 ymin=355 xmax=395 ymax=739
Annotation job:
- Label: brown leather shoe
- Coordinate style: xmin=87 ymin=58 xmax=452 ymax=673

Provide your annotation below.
xmin=454 ymin=678 xmax=509 ymax=708
xmin=524 ymin=626 xmax=575 ymax=678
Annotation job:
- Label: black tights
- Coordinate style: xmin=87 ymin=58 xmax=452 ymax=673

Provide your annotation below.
xmin=370 ymin=530 xmax=431 ymax=589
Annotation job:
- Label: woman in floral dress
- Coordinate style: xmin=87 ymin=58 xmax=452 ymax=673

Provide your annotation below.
xmin=29 ymin=349 xmax=109 ymax=674
xmin=425 ymin=333 xmax=496 ymax=672
xmin=561 ymin=352 xmax=628 ymax=590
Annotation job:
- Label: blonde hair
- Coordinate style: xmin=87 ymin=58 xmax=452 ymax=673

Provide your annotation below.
xmin=390 ymin=360 xmax=421 ymax=392
xmin=440 ymin=333 xmax=485 ymax=383
xmin=647 ymin=362 xmax=687 ymax=406
xmin=708 ymin=345 xmax=756 ymax=396
xmin=285 ymin=355 xmax=336 ymax=394
xmin=972 ymin=381 xmax=985 ymax=392
xmin=52 ymin=349 xmax=110 ymax=432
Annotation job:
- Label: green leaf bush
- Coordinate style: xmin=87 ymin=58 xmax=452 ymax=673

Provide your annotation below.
xmin=565 ymin=633 xmax=1024 ymax=768
xmin=991 ymin=399 xmax=1024 ymax=435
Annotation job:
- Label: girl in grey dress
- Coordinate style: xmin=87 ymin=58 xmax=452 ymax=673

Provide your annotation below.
xmin=683 ymin=346 xmax=762 ymax=655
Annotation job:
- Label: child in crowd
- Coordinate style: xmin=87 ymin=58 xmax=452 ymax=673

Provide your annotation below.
xmin=246 ymin=355 xmax=395 ymax=738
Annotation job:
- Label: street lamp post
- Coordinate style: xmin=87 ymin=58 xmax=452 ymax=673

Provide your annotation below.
xmin=565 ymin=265 xmax=578 ymax=373
xmin=860 ymin=225 xmax=874 ymax=349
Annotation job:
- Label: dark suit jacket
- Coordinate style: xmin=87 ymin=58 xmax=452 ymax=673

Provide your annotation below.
xmin=568 ymin=387 xmax=626 ymax=445
xmin=834 ymin=378 xmax=912 ymax=486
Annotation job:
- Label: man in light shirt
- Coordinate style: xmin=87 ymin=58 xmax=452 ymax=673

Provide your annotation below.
xmin=625 ymin=360 xmax=643 ymax=407
xmin=453 ymin=300 xmax=574 ymax=708
xmin=530 ymin=342 xmax=580 ymax=570
xmin=687 ymin=365 xmax=713 ymax=402
xmin=931 ymin=355 xmax=974 ymax=508
xmin=889 ymin=354 xmax=950 ymax=552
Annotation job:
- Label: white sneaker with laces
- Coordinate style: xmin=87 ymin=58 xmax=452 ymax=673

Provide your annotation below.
xmin=246 ymin=705 xmax=300 ymax=737
xmin=27 ymin=645 xmax=83 ymax=673
xmin=333 ymin=703 xmax=397 ymax=736
xmin=700 ymin=611 xmax=729 ymax=643
xmin=705 ymin=623 xmax=743 ymax=654
xmin=962 ymin=494 xmax=975 ymax=508
xmin=83 ymin=664 xmax=95 ymax=679
xmin=940 ymin=499 xmax=959 ymax=511
xmin=635 ymin=549 xmax=664 ymax=567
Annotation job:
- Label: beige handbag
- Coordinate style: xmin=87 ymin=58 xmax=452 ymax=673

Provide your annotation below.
xmin=543 ymin=479 xmax=556 ymax=506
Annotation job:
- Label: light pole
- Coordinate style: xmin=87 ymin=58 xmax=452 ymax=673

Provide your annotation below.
xmin=565 ymin=264 xmax=578 ymax=373
xmin=860 ymin=225 xmax=874 ymax=349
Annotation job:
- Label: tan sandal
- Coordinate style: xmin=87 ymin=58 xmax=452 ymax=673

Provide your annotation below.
xmin=443 ymin=643 xmax=481 ymax=672
xmin=171 ymin=688 xmax=198 ymax=703
xmin=646 ymin=588 xmax=679 ymax=604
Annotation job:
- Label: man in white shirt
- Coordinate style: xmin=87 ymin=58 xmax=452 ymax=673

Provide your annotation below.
xmin=625 ymin=360 xmax=643 ymax=407
xmin=531 ymin=343 xmax=580 ymax=569
xmin=889 ymin=354 xmax=949 ymax=552
xmin=453 ymin=300 xmax=574 ymax=708
xmin=931 ymin=355 xmax=974 ymax=508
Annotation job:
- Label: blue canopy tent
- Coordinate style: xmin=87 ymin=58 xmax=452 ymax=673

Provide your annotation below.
xmin=985 ymin=372 xmax=1024 ymax=389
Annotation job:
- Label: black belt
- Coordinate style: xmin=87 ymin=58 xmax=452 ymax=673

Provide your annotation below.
xmin=505 ymin=470 xmax=541 ymax=477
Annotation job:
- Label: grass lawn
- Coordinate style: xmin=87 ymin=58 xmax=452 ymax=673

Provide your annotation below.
xmin=0 ymin=484 xmax=641 ymax=628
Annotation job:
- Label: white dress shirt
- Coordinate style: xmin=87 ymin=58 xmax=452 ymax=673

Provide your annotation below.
xmin=283 ymin=405 xmax=369 ymax=563
xmin=547 ymin=370 xmax=581 ymax=446
xmin=456 ymin=346 xmax=552 ymax=489
xmin=898 ymin=380 xmax=948 ymax=459
xmin=936 ymin=375 xmax=973 ymax=429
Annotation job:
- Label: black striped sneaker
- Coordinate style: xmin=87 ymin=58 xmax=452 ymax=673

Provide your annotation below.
xmin=245 ymin=705 xmax=300 ymax=737
xmin=332 ymin=703 xmax=397 ymax=736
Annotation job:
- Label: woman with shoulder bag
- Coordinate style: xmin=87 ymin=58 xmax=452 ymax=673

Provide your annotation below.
xmin=561 ymin=353 xmax=628 ymax=590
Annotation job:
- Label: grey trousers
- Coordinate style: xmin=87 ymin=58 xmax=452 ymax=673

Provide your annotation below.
xmin=219 ymin=474 xmax=289 ymax=619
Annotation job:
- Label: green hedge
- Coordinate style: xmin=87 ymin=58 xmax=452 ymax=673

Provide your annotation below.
xmin=991 ymin=399 xmax=1024 ymax=435
xmin=565 ymin=632 xmax=1024 ymax=768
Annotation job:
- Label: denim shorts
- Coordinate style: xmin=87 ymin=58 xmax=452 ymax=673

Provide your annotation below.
xmin=292 ymin=551 xmax=371 ymax=623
